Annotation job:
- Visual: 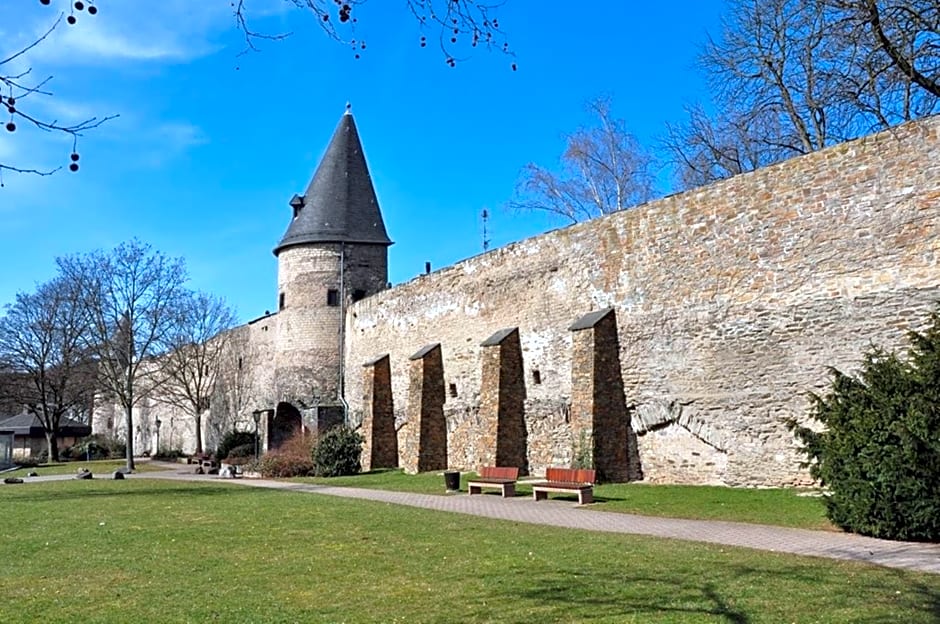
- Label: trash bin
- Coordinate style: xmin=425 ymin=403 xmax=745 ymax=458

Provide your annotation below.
xmin=443 ymin=470 xmax=460 ymax=492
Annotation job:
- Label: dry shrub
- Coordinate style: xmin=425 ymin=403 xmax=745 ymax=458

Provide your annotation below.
xmin=258 ymin=429 xmax=316 ymax=478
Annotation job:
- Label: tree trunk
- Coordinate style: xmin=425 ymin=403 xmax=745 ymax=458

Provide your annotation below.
xmin=194 ymin=412 xmax=203 ymax=454
xmin=125 ymin=366 xmax=135 ymax=471
xmin=125 ymin=403 xmax=135 ymax=471
xmin=44 ymin=430 xmax=60 ymax=463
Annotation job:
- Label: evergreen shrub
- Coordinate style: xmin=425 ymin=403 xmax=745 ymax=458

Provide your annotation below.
xmin=215 ymin=430 xmax=257 ymax=461
xmin=789 ymin=308 xmax=940 ymax=541
xmin=312 ymin=425 xmax=363 ymax=477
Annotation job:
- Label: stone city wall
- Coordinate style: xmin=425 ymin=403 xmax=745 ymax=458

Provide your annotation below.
xmin=344 ymin=117 xmax=940 ymax=486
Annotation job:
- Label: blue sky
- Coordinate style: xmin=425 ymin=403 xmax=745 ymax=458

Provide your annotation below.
xmin=1 ymin=0 xmax=727 ymax=323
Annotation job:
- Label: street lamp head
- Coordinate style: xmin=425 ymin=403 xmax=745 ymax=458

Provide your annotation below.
xmin=155 ymin=417 xmax=162 ymax=428
xmin=252 ymin=410 xmax=262 ymax=426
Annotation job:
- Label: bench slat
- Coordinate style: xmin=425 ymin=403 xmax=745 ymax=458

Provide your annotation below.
xmin=479 ymin=466 xmax=519 ymax=480
xmin=545 ymin=467 xmax=595 ymax=485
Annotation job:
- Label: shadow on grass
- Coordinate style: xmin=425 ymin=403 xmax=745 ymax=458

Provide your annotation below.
xmin=498 ymin=569 xmax=751 ymax=623
xmin=496 ymin=562 xmax=940 ymax=623
xmin=0 ymin=482 xmax=239 ymax=504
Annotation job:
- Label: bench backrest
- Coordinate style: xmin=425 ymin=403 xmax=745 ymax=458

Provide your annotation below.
xmin=479 ymin=466 xmax=519 ymax=480
xmin=545 ymin=467 xmax=596 ymax=484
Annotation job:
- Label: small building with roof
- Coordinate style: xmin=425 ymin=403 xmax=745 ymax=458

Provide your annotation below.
xmin=0 ymin=411 xmax=92 ymax=459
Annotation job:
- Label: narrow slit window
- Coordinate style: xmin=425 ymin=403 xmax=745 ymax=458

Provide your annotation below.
xmin=327 ymin=289 xmax=340 ymax=307
xmin=532 ymin=369 xmax=542 ymax=385
xmin=279 ymin=292 xmax=285 ymax=311
xmin=449 ymin=383 xmax=458 ymax=398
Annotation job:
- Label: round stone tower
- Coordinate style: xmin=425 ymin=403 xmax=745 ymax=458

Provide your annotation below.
xmin=271 ymin=109 xmax=392 ymax=427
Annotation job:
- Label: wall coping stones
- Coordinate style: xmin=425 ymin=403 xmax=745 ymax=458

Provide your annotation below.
xmin=481 ymin=327 xmax=518 ymax=347
xmin=569 ymin=308 xmax=615 ymax=331
xmin=410 ymin=343 xmax=441 ymax=360
xmin=362 ymin=353 xmax=390 ymax=367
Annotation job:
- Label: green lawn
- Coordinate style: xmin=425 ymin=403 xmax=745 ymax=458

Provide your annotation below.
xmin=0 ymin=479 xmax=936 ymax=623
xmin=2 ymin=459 xmax=165 ymax=478
xmin=303 ymin=469 xmax=833 ymax=530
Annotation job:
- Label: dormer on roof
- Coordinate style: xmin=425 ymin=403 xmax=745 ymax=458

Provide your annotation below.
xmin=274 ymin=109 xmax=393 ymax=256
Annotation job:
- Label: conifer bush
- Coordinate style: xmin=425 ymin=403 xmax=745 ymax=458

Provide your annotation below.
xmin=312 ymin=425 xmax=363 ymax=477
xmin=215 ymin=430 xmax=257 ymax=461
xmin=790 ymin=308 xmax=940 ymax=541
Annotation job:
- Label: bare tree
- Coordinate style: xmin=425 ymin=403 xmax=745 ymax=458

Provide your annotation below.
xmin=209 ymin=335 xmax=255 ymax=448
xmin=663 ymin=104 xmax=798 ymax=190
xmin=155 ymin=292 xmax=237 ymax=454
xmin=665 ymin=0 xmax=939 ymax=190
xmin=850 ymin=0 xmax=939 ymax=97
xmin=509 ymin=98 xmax=657 ymax=224
xmin=59 ymin=239 xmax=188 ymax=471
xmin=0 ymin=276 xmax=96 ymax=461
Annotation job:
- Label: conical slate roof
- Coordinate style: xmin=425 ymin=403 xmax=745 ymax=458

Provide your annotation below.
xmin=274 ymin=110 xmax=392 ymax=255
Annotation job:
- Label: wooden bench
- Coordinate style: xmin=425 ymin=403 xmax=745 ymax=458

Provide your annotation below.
xmin=467 ymin=466 xmax=519 ymax=498
xmin=532 ymin=467 xmax=596 ymax=505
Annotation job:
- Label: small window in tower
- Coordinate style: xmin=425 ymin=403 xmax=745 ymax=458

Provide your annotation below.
xmin=327 ymin=289 xmax=340 ymax=307
xmin=279 ymin=292 xmax=285 ymax=311
xmin=449 ymin=383 xmax=458 ymax=398
xmin=532 ymin=369 xmax=542 ymax=385
xmin=237 ymin=357 xmax=243 ymax=370
xmin=352 ymin=289 xmax=366 ymax=302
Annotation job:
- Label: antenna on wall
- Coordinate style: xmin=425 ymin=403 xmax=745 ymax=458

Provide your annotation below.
xmin=481 ymin=207 xmax=491 ymax=252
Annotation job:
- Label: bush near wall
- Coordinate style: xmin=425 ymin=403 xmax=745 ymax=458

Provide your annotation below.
xmin=313 ymin=426 xmax=363 ymax=477
xmin=215 ymin=431 xmax=257 ymax=461
xmin=257 ymin=431 xmax=316 ymax=478
xmin=790 ymin=308 xmax=940 ymax=541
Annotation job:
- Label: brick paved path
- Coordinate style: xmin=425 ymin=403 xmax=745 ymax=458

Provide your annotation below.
xmin=132 ymin=463 xmax=940 ymax=575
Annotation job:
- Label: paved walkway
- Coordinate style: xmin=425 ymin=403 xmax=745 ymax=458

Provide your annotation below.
xmin=9 ymin=462 xmax=940 ymax=575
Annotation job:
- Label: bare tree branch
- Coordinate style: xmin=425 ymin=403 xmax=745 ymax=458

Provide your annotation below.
xmin=232 ymin=0 xmax=513 ymax=66
xmin=1 ymin=7 xmax=118 ymax=181
xmin=858 ymin=0 xmax=940 ymax=97
xmin=509 ymin=97 xmax=657 ymax=224
xmin=154 ymin=292 xmax=237 ymax=454
xmin=665 ymin=0 xmax=939 ymax=190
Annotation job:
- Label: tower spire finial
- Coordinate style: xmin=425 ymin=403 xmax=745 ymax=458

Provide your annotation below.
xmin=344 ymin=101 xmax=352 ymax=115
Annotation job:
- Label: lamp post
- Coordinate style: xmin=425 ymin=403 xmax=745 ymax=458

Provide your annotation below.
xmin=311 ymin=394 xmax=320 ymax=436
xmin=154 ymin=417 xmax=162 ymax=457
xmin=252 ymin=410 xmax=262 ymax=460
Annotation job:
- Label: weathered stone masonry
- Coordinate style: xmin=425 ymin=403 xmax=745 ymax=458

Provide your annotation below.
xmin=346 ymin=117 xmax=940 ymax=486
xmin=360 ymin=354 xmax=398 ymax=471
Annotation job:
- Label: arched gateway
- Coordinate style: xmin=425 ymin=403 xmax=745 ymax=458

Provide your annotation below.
xmin=269 ymin=402 xmax=303 ymax=451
